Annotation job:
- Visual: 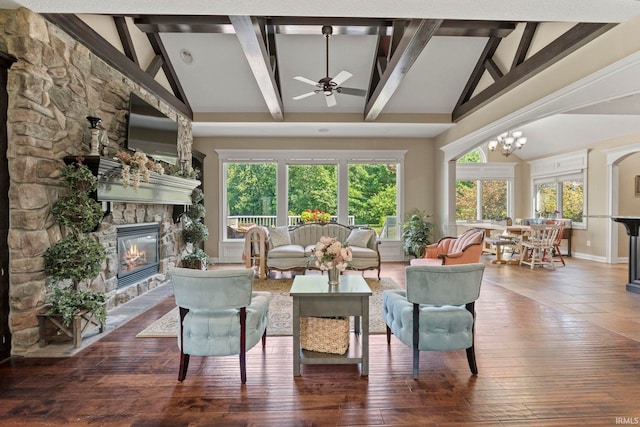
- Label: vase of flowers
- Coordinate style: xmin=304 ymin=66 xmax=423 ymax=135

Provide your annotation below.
xmin=310 ymin=236 xmax=352 ymax=285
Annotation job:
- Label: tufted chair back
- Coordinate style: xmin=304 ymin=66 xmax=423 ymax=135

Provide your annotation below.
xmin=169 ymin=267 xmax=271 ymax=383
xmin=382 ymin=263 xmax=485 ymax=379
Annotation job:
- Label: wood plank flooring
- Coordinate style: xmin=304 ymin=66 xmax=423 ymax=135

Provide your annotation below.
xmin=1 ymin=257 xmax=640 ymax=426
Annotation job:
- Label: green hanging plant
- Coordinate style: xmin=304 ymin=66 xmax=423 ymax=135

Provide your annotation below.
xmin=183 ymin=220 xmax=209 ymax=245
xmin=43 ymin=234 xmax=106 ymax=285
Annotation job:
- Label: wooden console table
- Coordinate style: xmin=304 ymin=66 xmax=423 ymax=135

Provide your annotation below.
xmin=612 ymin=217 xmax=640 ymax=294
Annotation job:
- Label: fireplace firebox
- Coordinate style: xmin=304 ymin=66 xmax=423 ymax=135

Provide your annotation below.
xmin=117 ymin=223 xmax=160 ymax=288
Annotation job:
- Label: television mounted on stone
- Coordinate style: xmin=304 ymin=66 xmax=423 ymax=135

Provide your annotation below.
xmin=126 ymin=93 xmax=179 ymax=165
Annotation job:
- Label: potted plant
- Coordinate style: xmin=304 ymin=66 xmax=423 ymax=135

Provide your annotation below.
xmin=401 ymin=210 xmax=435 ymax=258
xmin=40 ymin=159 xmax=107 ymax=346
xmin=181 ymin=188 xmax=209 ymax=269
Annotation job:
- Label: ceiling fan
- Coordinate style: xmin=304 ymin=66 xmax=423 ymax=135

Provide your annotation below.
xmin=292 ymin=25 xmax=367 ymax=107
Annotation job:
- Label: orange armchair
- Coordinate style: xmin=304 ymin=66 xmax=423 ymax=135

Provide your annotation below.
xmin=410 ymin=228 xmax=484 ymax=266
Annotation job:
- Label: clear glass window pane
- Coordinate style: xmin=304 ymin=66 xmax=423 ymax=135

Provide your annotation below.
xmin=456 ymin=180 xmax=478 ymax=221
xmin=536 ymin=182 xmax=557 ymax=217
xmin=562 ymin=179 xmax=583 ymax=222
xmin=481 ymin=180 xmax=507 ymax=220
xmin=287 ymin=164 xmax=337 ymax=225
xmin=225 ymin=162 xmax=277 ymax=239
xmin=348 ymin=163 xmax=398 ymax=238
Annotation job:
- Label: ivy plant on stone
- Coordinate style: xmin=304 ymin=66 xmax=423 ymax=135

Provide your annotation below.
xmin=43 ymin=158 xmax=107 ymax=327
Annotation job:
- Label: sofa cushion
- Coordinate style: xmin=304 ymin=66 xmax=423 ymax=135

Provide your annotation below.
xmin=267 ymin=244 xmax=305 ymax=258
xmin=349 ymin=246 xmax=378 ymax=259
xmin=346 ymin=228 xmax=375 ymax=248
xmin=269 ymin=226 xmax=291 ymax=247
xmin=450 ymin=229 xmax=483 ymax=253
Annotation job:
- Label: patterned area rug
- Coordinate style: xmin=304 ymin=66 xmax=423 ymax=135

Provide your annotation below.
xmin=136 ymin=277 xmax=401 ymax=337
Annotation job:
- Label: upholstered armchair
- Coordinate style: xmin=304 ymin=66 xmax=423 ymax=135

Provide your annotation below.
xmin=410 ymin=228 xmax=484 ymax=266
xmin=382 ymin=263 xmax=485 ymax=379
xmin=169 ymin=267 xmax=270 ymax=383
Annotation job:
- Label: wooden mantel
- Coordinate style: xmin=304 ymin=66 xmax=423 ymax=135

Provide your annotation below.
xmin=64 ymin=156 xmax=200 ymax=205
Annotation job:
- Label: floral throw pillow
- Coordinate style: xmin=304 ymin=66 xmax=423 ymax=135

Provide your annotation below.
xmin=346 ymin=228 xmax=374 ymax=248
xmin=269 ymin=226 xmax=291 ymax=247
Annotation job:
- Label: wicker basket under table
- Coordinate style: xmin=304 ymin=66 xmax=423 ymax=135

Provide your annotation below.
xmin=300 ymin=316 xmax=349 ymax=355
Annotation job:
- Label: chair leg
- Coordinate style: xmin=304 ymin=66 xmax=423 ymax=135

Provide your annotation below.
xmin=386 ymin=325 xmax=391 ymax=345
xmin=554 ymin=244 xmax=566 ymax=266
xmin=178 ymin=307 xmax=189 ymax=382
xmin=466 ymin=346 xmax=478 ymax=375
xmin=240 ymin=307 xmax=247 ymax=384
xmin=178 ymin=352 xmax=190 ymax=382
xmin=262 ymin=329 xmax=267 ymax=347
xmin=412 ymin=304 xmax=419 ymax=380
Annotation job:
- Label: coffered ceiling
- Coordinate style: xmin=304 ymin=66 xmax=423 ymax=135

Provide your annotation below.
xmin=3 ymin=0 xmax=640 ymax=160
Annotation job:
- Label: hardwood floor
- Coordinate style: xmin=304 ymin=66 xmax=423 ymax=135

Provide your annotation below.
xmin=2 ymin=257 xmax=640 ymax=426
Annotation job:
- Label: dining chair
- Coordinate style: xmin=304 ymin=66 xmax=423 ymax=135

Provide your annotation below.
xmin=544 ymin=220 xmax=566 ymax=266
xmin=382 ymin=263 xmax=485 ymax=379
xmin=169 ymin=267 xmax=270 ymax=383
xmin=519 ymin=224 xmax=561 ymax=270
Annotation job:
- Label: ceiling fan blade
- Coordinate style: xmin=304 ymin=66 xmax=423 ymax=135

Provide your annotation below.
xmin=293 ymin=91 xmax=317 ymax=100
xmin=331 ymin=70 xmax=352 ymax=86
xmin=325 ymin=93 xmax=337 ymax=107
xmin=337 ymin=87 xmax=367 ymax=97
xmin=294 ymin=76 xmax=319 ymax=86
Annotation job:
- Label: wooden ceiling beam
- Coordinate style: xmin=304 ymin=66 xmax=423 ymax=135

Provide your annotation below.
xmin=453 ymin=22 xmax=616 ymax=122
xmin=145 ymin=32 xmax=190 ymax=108
xmin=511 ymin=22 xmax=538 ymax=69
xmin=364 ymin=19 xmax=443 ymax=122
xmin=229 ymin=15 xmax=284 ymax=121
xmin=113 ymin=17 xmax=139 ymax=66
xmin=42 ymin=14 xmax=192 ymax=119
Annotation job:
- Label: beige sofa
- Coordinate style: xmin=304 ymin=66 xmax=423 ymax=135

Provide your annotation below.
xmin=265 ymin=222 xmax=381 ymax=279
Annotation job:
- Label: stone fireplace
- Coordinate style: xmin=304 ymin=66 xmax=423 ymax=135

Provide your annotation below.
xmin=117 ymin=223 xmax=160 ymax=289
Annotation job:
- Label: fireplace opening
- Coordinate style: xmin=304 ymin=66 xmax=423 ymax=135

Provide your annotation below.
xmin=117 ymin=223 xmax=160 ymax=288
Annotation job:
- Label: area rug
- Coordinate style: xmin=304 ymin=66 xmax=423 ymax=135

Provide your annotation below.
xmin=136 ymin=276 xmax=401 ymax=337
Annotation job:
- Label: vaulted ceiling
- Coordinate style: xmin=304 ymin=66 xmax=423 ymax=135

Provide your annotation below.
xmin=3 ymin=1 xmax=640 ymax=160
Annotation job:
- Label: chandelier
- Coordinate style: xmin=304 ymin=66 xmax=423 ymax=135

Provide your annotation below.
xmin=487 ymin=130 xmax=527 ymax=157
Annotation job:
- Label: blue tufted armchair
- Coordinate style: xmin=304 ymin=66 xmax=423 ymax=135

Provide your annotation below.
xmin=382 ymin=263 xmax=485 ymax=379
xmin=169 ymin=267 xmax=270 ymax=383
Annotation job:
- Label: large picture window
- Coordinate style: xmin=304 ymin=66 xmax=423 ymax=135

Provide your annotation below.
xmin=456 ymin=150 xmax=514 ymax=221
xmin=217 ymin=150 xmax=405 ymax=241
xmin=529 ymin=150 xmax=587 ymax=228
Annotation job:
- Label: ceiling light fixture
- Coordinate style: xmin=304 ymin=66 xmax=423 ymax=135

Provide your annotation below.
xmin=487 ymin=130 xmax=527 ymax=157
xmin=179 ymin=49 xmax=194 ymax=64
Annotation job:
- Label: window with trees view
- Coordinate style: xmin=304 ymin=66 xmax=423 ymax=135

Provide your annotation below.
xmin=218 ymin=150 xmax=404 ymax=241
xmin=456 ymin=149 xmax=513 ymax=221
xmin=534 ymin=176 xmax=583 ymax=222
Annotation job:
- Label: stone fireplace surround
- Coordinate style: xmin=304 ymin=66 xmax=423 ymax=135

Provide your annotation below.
xmin=1 ymin=9 xmax=195 ymax=355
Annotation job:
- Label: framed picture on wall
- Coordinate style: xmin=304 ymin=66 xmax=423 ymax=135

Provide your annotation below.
xmin=636 ymin=175 xmax=640 ymax=196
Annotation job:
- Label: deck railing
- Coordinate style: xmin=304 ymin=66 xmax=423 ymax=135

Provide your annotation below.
xmin=227 ymin=215 xmax=355 ymax=228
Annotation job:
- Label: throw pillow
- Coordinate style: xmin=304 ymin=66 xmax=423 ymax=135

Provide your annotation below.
xmin=346 ymin=228 xmax=374 ymax=248
xmin=269 ymin=226 xmax=291 ymax=247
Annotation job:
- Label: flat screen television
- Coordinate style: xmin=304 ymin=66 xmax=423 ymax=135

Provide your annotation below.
xmin=126 ymin=93 xmax=179 ymax=165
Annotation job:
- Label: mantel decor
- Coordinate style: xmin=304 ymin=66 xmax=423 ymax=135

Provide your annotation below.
xmin=64 ymin=156 xmax=200 ymax=205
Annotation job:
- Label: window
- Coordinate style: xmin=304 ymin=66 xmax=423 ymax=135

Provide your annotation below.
xmin=533 ymin=175 xmax=583 ymax=222
xmin=456 ymin=149 xmax=514 ymax=221
xmin=529 ymin=150 xmax=587 ymax=228
xmin=224 ymin=162 xmax=277 ymax=239
xmin=217 ymin=150 xmax=405 ymax=241
xmin=288 ymin=164 xmax=337 ymax=224
xmin=348 ymin=163 xmax=398 ymax=237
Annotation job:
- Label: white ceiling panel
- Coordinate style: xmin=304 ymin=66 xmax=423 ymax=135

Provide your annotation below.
xmin=384 ymin=36 xmax=488 ymax=113
xmin=161 ymin=33 xmax=270 ymax=113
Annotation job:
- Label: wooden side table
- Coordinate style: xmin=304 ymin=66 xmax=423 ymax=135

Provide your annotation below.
xmin=290 ymin=275 xmax=372 ymax=376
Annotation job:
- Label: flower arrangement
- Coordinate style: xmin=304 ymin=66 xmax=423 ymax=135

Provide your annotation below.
xmin=114 ymin=150 xmax=165 ymax=190
xmin=311 ymin=236 xmax=352 ymax=271
xmin=301 ymin=209 xmax=331 ymax=223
